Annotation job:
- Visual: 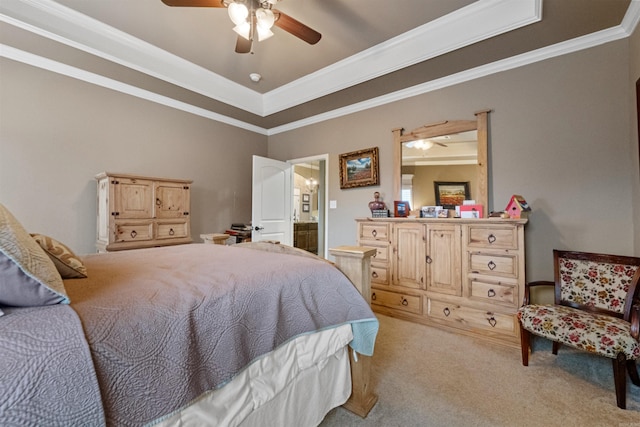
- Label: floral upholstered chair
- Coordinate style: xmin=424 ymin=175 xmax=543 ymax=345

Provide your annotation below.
xmin=517 ymin=250 xmax=640 ymax=409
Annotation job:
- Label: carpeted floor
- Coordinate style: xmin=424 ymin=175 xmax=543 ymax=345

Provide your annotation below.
xmin=319 ymin=314 xmax=640 ymax=427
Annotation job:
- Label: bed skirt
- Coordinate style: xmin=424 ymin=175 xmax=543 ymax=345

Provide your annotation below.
xmin=151 ymin=324 xmax=353 ymax=427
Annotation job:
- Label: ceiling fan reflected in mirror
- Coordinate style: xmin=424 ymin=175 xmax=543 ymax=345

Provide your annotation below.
xmin=161 ymin=0 xmax=322 ymax=54
xmin=405 ymin=136 xmax=451 ymax=150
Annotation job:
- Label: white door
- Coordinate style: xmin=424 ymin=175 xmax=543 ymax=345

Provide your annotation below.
xmin=251 ymin=155 xmax=292 ymax=245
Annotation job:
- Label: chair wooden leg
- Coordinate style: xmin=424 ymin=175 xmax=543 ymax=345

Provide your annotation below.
xmin=552 ymin=341 xmax=561 ymax=355
xmin=519 ymin=325 xmax=530 ymax=366
xmin=613 ymin=353 xmax=627 ymax=409
xmin=627 ymin=359 xmax=640 ymax=386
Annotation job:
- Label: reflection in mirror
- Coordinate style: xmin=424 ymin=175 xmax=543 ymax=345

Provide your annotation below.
xmin=402 ymin=130 xmax=478 ymax=209
xmin=392 ymin=110 xmax=490 ymax=217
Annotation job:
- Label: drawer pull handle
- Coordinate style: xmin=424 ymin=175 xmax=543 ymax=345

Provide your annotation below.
xmin=169 ymin=228 xmax=175 ymax=236
xmin=401 ymin=298 xmax=408 ymax=306
xmin=443 ymin=307 xmax=450 ymax=317
xmin=426 ymin=255 xmax=432 ymax=264
xmin=487 ymin=260 xmax=497 ymax=270
xmin=487 ymin=289 xmax=496 ymax=297
xmin=487 ymin=315 xmax=497 ymax=327
xmin=372 ymin=271 xmax=378 ymax=278
xmin=372 ymin=229 xmax=377 ymax=238
xmin=156 ymin=198 xmax=162 ymax=206
xmin=130 ymin=230 xmax=137 ymax=239
xmin=372 ymin=293 xmax=377 ymax=301
xmin=487 ymin=234 xmax=496 ymax=244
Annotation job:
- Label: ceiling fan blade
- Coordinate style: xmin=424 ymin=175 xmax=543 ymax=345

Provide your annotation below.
xmin=273 ymin=10 xmax=321 ymax=45
xmin=161 ymin=0 xmax=225 ymax=7
xmin=235 ymin=35 xmax=252 ymax=54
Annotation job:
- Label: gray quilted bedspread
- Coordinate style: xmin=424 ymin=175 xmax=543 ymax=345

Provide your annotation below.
xmin=0 ymin=305 xmax=106 ymax=426
xmin=64 ymin=244 xmax=377 ymax=426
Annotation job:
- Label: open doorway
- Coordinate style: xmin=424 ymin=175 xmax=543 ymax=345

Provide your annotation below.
xmin=290 ymin=155 xmax=328 ymax=258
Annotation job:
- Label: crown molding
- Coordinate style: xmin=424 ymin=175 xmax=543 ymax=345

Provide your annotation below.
xmin=0 ymin=0 xmax=263 ymax=114
xmin=263 ymin=0 xmax=542 ymax=115
xmin=1 ymin=0 xmax=638 ymax=136
xmin=0 ymin=0 xmax=541 ymax=117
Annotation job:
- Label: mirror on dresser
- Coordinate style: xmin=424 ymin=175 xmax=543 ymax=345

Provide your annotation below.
xmin=392 ymin=110 xmax=490 ymax=217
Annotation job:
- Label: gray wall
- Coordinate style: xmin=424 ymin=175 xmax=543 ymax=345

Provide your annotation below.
xmin=268 ymin=38 xmax=639 ymax=282
xmin=0 ymin=59 xmax=267 ymax=254
xmin=1 ymin=32 xmax=638 ymax=284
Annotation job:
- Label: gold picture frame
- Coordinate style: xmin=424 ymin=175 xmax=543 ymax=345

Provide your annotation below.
xmin=339 ymin=147 xmax=379 ymax=189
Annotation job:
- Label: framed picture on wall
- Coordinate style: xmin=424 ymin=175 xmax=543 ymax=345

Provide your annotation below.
xmin=302 ymin=193 xmax=310 ymax=202
xmin=434 ymin=181 xmax=470 ymax=209
xmin=302 ymin=204 xmax=310 ymax=212
xmin=339 ymin=147 xmax=379 ymax=189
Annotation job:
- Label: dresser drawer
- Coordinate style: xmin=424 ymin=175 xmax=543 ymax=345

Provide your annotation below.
xmin=359 ymin=222 xmax=390 ymax=242
xmin=114 ymin=220 xmax=154 ymax=243
xmin=156 ymin=220 xmax=189 ymax=239
xmin=467 ymin=252 xmax=519 ymax=279
xmin=371 ymin=264 xmax=389 ymax=285
xmin=372 ymin=288 xmax=422 ymax=314
xmin=466 ymin=226 xmax=518 ymax=250
xmin=428 ymin=299 xmax=516 ymax=335
xmin=467 ymin=278 xmax=518 ymax=307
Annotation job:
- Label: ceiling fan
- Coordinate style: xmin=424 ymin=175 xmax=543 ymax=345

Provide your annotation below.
xmin=405 ymin=137 xmax=450 ymax=150
xmin=161 ymin=0 xmax=322 ymax=54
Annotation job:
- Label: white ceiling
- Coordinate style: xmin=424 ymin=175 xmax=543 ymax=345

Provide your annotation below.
xmin=1 ymin=0 xmax=639 ymax=134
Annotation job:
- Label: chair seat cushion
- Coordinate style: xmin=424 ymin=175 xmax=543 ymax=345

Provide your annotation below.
xmin=518 ymin=304 xmax=640 ymax=360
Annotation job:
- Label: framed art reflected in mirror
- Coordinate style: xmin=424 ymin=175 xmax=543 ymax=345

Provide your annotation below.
xmin=434 ymin=181 xmax=470 ymax=209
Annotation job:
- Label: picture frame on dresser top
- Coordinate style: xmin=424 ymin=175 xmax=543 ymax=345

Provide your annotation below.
xmin=394 ymin=201 xmax=410 ymax=217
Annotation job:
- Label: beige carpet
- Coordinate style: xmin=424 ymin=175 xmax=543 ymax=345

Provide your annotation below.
xmin=320 ymin=314 xmax=640 ymax=427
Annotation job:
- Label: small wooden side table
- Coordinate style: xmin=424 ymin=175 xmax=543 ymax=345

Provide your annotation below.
xmin=200 ymin=233 xmax=230 ymax=245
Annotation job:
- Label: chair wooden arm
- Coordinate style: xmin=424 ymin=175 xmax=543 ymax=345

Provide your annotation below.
xmin=522 ymin=280 xmax=555 ymax=306
xmin=631 ymin=303 xmax=640 ymax=341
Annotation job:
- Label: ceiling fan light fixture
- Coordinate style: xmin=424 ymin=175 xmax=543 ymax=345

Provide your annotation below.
xmin=233 ymin=22 xmax=251 ymax=40
xmin=256 ymin=26 xmax=273 ymax=41
xmin=227 ymin=2 xmax=248 ymax=26
xmin=256 ymin=8 xmax=275 ymax=29
xmin=414 ymin=140 xmax=434 ymax=150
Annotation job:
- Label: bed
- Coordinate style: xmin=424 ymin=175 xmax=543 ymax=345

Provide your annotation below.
xmin=0 ymin=203 xmax=379 ymax=426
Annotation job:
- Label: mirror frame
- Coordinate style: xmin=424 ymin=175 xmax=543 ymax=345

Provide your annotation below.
xmin=392 ymin=110 xmax=490 ymax=217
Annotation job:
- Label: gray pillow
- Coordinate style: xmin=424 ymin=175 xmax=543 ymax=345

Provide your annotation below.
xmin=0 ymin=204 xmax=68 ymax=307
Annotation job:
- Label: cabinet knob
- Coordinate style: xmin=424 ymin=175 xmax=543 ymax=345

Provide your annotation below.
xmin=487 ymin=289 xmax=496 ymax=297
xmin=371 ymin=229 xmax=377 ymax=238
xmin=443 ymin=307 xmax=450 ymax=317
xmin=169 ymin=228 xmax=175 ymax=236
xmin=401 ymin=298 xmax=408 ymax=306
xmin=487 ymin=234 xmax=496 ymax=244
xmin=371 ymin=271 xmax=378 ymax=278
xmin=371 ymin=293 xmax=377 ymax=301
xmin=130 ymin=230 xmax=137 ymax=239
xmin=156 ymin=198 xmax=162 ymax=206
xmin=426 ymin=255 xmax=432 ymax=264
xmin=487 ymin=260 xmax=497 ymax=270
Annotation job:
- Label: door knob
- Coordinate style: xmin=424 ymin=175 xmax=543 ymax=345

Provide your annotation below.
xmin=254 ymin=226 xmax=264 ymax=231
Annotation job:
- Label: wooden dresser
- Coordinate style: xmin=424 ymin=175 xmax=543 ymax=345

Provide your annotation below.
xmin=356 ymin=217 xmax=527 ymax=348
xmin=96 ymin=172 xmax=192 ymax=252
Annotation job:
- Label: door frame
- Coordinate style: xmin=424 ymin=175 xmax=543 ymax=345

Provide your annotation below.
xmin=289 ymin=154 xmax=329 ymax=258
